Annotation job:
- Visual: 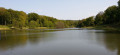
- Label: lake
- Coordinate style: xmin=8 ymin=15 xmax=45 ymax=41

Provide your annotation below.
xmin=0 ymin=28 xmax=120 ymax=55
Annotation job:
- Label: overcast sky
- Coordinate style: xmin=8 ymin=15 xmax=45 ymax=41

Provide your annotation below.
xmin=0 ymin=0 xmax=118 ymax=20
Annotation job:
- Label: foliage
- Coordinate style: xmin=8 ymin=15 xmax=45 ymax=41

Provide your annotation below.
xmin=94 ymin=12 xmax=104 ymax=25
xmin=28 ymin=13 xmax=39 ymax=22
xmin=104 ymin=5 xmax=118 ymax=24
xmin=29 ymin=20 xmax=38 ymax=29
xmin=1 ymin=0 xmax=120 ymax=29
xmin=77 ymin=16 xmax=94 ymax=27
xmin=0 ymin=7 xmax=11 ymax=25
xmin=55 ymin=21 xmax=65 ymax=28
xmin=0 ymin=7 xmax=78 ymax=29
xmin=77 ymin=0 xmax=120 ymax=28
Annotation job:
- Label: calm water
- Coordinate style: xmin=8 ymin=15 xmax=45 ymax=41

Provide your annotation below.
xmin=0 ymin=28 xmax=120 ymax=55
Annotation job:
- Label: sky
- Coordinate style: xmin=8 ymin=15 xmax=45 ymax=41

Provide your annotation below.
xmin=0 ymin=0 xmax=118 ymax=20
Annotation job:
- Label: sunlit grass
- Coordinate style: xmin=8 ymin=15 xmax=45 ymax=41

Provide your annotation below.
xmin=0 ymin=25 xmax=10 ymax=30
xmin=82 ymin=26 xmax=95 ymax=29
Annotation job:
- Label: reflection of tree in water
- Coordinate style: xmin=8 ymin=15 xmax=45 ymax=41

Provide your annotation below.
xmin=0 ymin=30 xmax=41 ymax=50
xmin=27 ymin=29 xmax=56 ymax=44
xmin=28 ymin=34 xmax=43 ymax=45
xmin=101 ymin=33 xmax=120 ymax=55
xmin=0 ymin=30 xmax=56 ymax=51
xmin=0 ymin=30 xmax=28 ymax=50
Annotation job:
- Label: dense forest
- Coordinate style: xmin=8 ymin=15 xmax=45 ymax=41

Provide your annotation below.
xmin=77 ymin=0 xmax=120 ymax=28
xmin=0 ymin=0 xmax=120 ymax=29
xmin=0 ymin=7 xmax=78 ymax=29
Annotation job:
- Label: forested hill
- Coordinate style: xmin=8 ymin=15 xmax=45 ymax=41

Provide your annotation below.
xmin=77 ymin=0 xmax=120 ymax=29
xmin=0 ymin=0 xmax=120 ymax=29
xmin=0 ymin=8 xmax=78 ymax=29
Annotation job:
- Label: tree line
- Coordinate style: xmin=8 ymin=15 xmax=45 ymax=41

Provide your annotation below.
xmin=1 ymin=0 xmax=120 ymax=29
xmin=77 ymin=0 xmax=120 ymax=28
xmin=0 ymin=7 xmax=78 ymax=29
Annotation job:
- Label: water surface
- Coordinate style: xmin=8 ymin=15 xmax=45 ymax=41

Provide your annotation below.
xmin=0 ymin=28 xmax=120 ymax=55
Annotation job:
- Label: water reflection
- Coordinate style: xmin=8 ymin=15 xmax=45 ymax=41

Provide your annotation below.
xmin=92 ymin=30 xmax=120 ymax=55
xmin=103 ymin=33 xmax=120 ymax=55
xmin=0 ymin=29 xmax=120 ymax=55
xmin=0 ymin=30 xmax=27 ymax=50
xmin=0 ymin=30 xmax=59 ymax=51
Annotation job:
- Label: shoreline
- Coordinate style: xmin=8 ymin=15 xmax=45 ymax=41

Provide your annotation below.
xmin=80 ymin=26 xmax=120 ymax=32
xmin=0 ymin=26 xmax=48 ymax=30
xmin=0 ymin=25 xmax=120 ymax=32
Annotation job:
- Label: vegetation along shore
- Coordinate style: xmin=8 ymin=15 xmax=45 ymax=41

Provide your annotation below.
xmin=0 ymin=0 xmax=120 ymax=31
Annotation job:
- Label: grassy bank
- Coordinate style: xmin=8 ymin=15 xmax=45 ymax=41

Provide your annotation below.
xmin=80 ymin=25 xmax=120 ymax=32
xmin=81 ymin=26 xmax=95 ymax=29
xmin=96 ymin=26 xmax=120 ymax=31
xmin=0 ymin=25 xmax=49 ymax=30
xmin=0 ymin=25 xmax=11 ymax=30
xmin=33 ymin=27 xmax=48 ymax=29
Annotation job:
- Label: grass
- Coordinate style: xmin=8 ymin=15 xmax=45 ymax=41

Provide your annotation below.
xmin=35 ymin=27 xmax=48 ymax=29
xmin=82 ymin=26 xmax=95 ymax=29
xmin=0 ymin=25 xmax=10 ymax=30
xmin=80 ymin=25 xmax=120 ymax=32
xmin=94 ymin=25 xmax=120 ymax=31
xmin=0 ymin=25 xmax=49 ymax=30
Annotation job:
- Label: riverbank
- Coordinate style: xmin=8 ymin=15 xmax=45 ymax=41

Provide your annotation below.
xmin=0 ymin=25 xmax=49 ymax=30
xmin=81 ymin=27 xmax=95 ymax=29
xmin=0 ymin=25 xmax=11 ymax=30
xmin=81 ymin=25 xmax=120 ymax=31
xmin=95 ymin=25 xmax=120 ymax=31
xmin=1 ymin=25 xmax=120 ymax=31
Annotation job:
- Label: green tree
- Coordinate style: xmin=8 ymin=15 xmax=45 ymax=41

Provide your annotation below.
xmin=118 ymin=0 xmax=120 ymax=7
xmin=28 ymin=13 xmax=40 ymax=22
xmin=55 ymin=21 xmax=65 ymax=28
xmin=29 ymin=20 xmax=38 ymax=29
xmin=85 ymin=16 xmax=95 ymax=26
xmin=95 ymin=12 xmax=104 ymax=25
xmin=104 ymin=5 xmax=118 ymax=24
xmin=77 ymin=20 xmax=84 ymax=27
xmin=0 ymin=7 xmax=11 ymax=25
xmin=48 ymin=21 xmax=54 ymax=27
xmin=43 ymin=18 xmax=49 ymax=27
xmin=18 ymin=11 xmax=27 ymax=28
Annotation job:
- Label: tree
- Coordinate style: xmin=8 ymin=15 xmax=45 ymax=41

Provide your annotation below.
xmin=104 ymin=5 xmax=118 ymax=24
xmin=118 ymin=0 xmax=120 ymax=8
xmin=117 ymin=0 xmax=120 ymax=23
xmin=77 ymin=20 xmax=84 ymax=27
xmin=48 ymin=21 xmax=54 ymax=27
xmin=42 ymin=18 xmax=49 ymax=27
xmin=18 ymin=11 xmax=27 ymax=28
xmin=28 ymin=13 xmax=40 ymax=22
xmin=7 ymin=9 xmax=27 ymax=28
xmin=55 ymin=21 xmax=65 ymax=28
xmin=85 ymin=16 xmax=95 ymax=26
xmin=29 ymin=20 xmax=38 ymax=29
xmin=95 ymin=12 xmax=104 ymax=25
xmin=0 ymin=7 xmax=11 ymax=25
